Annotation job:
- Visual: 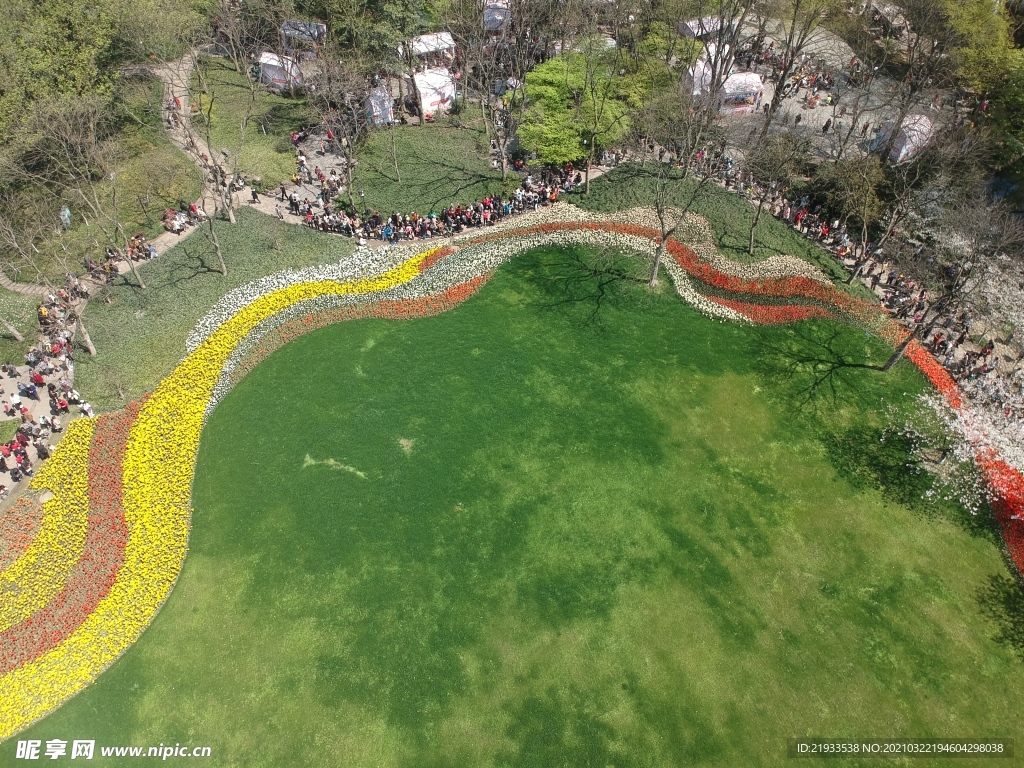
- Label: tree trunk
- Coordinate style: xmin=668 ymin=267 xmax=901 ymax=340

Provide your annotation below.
xmin=0 ymin=314 xmax=24 ymax=342
xmin=748 ymin=197 xmax=765 ymax=256
xmin=882 ymin=333 xmax=914 ymax=371
xmin=585 ymin=143 xmax=596 ymax=195
xmin=76 ymin=317 xmax=97 ymax=356
xmin=124 ymin=246 xmax=146 ymax=290
xmin=649 ymin=240 xmax=665 ymax=287
xmin=208 ymin=215 xmax=227 ymax=276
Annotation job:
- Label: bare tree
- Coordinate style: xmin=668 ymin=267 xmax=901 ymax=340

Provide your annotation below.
xmin=758 ymin=0 xmax=841 ymax=137
xmin=743 ymin=132 xmax=809 ymax=255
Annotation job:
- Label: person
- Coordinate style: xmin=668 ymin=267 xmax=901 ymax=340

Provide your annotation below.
xmin=794 ymin=114 xmax=802 ymax=126
xmin=822 ymin=118 xmax=832 ymax=135
xmin=10 ymin=466 xmax=22 ymax=483
xmin=251 ymin=188 xmax=261 ymax=204
xmin=81 ymin=402 xmax=94 ymax=418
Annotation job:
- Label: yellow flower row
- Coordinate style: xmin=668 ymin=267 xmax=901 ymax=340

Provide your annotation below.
xmin=0 ymin=419 xmax=95 ymax=633
xmin=0 ymin=250 xmax=433 ymax=741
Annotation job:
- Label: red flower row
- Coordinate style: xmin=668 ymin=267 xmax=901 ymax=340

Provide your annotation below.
xmin=0 ymin=400 xmax=143 ymax=675
xmin=0 ymin=498 xmax=45 ymax=572
xmin=229 ymin=277 xmax=490 ymax=389
xmin=703 ymin=295 xmax=836 ymax=324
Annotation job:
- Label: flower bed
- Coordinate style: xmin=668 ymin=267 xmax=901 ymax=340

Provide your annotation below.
xmin=0 ymin=498 xmax=45 ymax=572
xmin=3 ymin=202 xmax=1024 ymax=742
xmin=0 ymin=420 xmax=94 ymax=636
xmin=0 ymin=402 xmax=141 ymax=677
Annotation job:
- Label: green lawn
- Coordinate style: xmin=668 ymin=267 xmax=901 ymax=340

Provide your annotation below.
xmin=353 ymin=121 xmax=507 ymax=216
xmin=17 ymin=245 xmax=1023 ymax=767
xmin=193 ymin=57 xmax=308 ymax=186
xmin=74 ymin=206 xmax=355 ymax=411
xmin=569 ymin=165 xmax=872 ymax=298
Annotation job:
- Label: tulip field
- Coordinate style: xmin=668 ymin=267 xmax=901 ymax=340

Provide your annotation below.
xmin=4 ymin=205 xmax=1024 ymax=766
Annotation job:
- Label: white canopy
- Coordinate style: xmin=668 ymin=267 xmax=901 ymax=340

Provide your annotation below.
xmin=873 ymin=114 xmax=933 ymax=163
xmin=407 ymin=32 xmax=455 ymax=57
xmin=678 ymin=16 xmax=734 ymax=39
xmin=410 ymin=68 xmax=456 ymax=120
xmin=717 ymin=72 xmax=763 ymax=114
xmin=257 ymin=52 xmax=302 ymax=90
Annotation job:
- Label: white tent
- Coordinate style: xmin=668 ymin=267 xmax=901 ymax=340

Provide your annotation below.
xmin=409 ymin=68 xmax=456 ymax=120
xmin=258 ymin=52 xmax=302 ymax=91
xmin=688 ymin=42 xmax=732 ymax=96
xmin=407 ymin=32 xmax=455 ymax=57
xmin=716 ymin=72 xmax=763 ymax=115
xmin=872 ymin=114 xmax=933 ymax=163
xmin=366 ymin=85 xmax=395 ymax=127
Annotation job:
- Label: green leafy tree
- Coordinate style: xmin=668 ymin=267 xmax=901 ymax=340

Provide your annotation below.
xmin=991 ymin=49 xmax=1024 ymax=169
xmin=519 ymin=39 xmax=640 ymax=190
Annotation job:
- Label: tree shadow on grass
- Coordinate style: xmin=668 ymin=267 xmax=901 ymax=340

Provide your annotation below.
xmin=514 ymin=246 xmax=656 ymax=329
xmin=978 ymin=574 xmax=1024 ymax=662
xmin=823 ymin=423 xmax=1000 ymax=545
xmin=149 ymin=243 xmax=223 ymax=290
xmin=749 ymin=322 xmax=884 ymax=413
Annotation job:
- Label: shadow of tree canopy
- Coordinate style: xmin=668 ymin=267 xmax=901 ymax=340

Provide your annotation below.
xmin=978 ymin=574 xmax=1024 ymax=661
xmin=515 ymin=245 xmax=657 ymax=328
xmin=748 ymin=321 xmax=885 ymax=412
xmin=823 ymin=423 xmax=1000 ymax=544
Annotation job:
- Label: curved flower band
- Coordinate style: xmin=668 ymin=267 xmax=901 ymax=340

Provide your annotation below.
xmin=1 ymin=205 xmax=1022 ymax=742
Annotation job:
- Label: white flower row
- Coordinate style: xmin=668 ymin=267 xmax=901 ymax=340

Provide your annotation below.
xmin=187 ymin=203 xmax=830 ymax=351
xmin=200 ymin=225 xmax=752 ymax=419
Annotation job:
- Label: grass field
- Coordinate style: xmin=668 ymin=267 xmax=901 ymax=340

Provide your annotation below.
xmin=74 ymin=206 xmax=355 ymax=411
xmin=193 ymin=58 xmax=308 ymax=186
xmin=569 ymin=165 xmax=871 ymax=297
xmin=353 ymin=121 xmax=507 ymax=216
xmin=16 ymin=245 xmax=1024 ymax=767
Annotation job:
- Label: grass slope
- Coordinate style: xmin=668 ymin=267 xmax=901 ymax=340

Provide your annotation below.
xmin=9 ymin=76 xmax=203 ymax=285
xmin=16 ymin=246 xmax=1022 ymax=767
xmin=569 ymin=165 xmax=873 ymax=299
xmin=0 ymin=291 xmax=40 ymax=365
xmin=194 ymin=58 xmax=308 ymax=186
xmin=353 ymin=121 xmax=506 ymax=216
xmin=74 ymin=207 xmax=355 ymax=410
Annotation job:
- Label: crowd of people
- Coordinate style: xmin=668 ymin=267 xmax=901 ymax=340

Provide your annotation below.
xmin=279 ymin=157 xmax=582 ymax=244
xmin=0 ymin=338 xmax=78 ymax=495
xmin=714 ymin=164 xmax=1023 ymax=431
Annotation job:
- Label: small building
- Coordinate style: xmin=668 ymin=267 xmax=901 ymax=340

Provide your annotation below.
xmin=403 ymin=32 xmax=457 ymax=68
xmin=408 ymin=68 xmax=456 ymax=121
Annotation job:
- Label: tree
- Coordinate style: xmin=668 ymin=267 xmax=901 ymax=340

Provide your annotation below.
xmin=630 ymin=80 xmax=725 ymax=285
xmin=759 ymin=0 xmax=841 ymax=136
xmin=743 ymin=133 xmax=809 ymax=256
xmin=306 ymin=43 xmax=376 ymax=212
xmin=882 ymin=192 xmax=1024 ymax=370
xmin=1 ymin=97 xmax=149 ymax=289
xmin=519 ymin=38 xmax=639 ymax=190
xmin=814 ymin=155 xmax=885 ymax=251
